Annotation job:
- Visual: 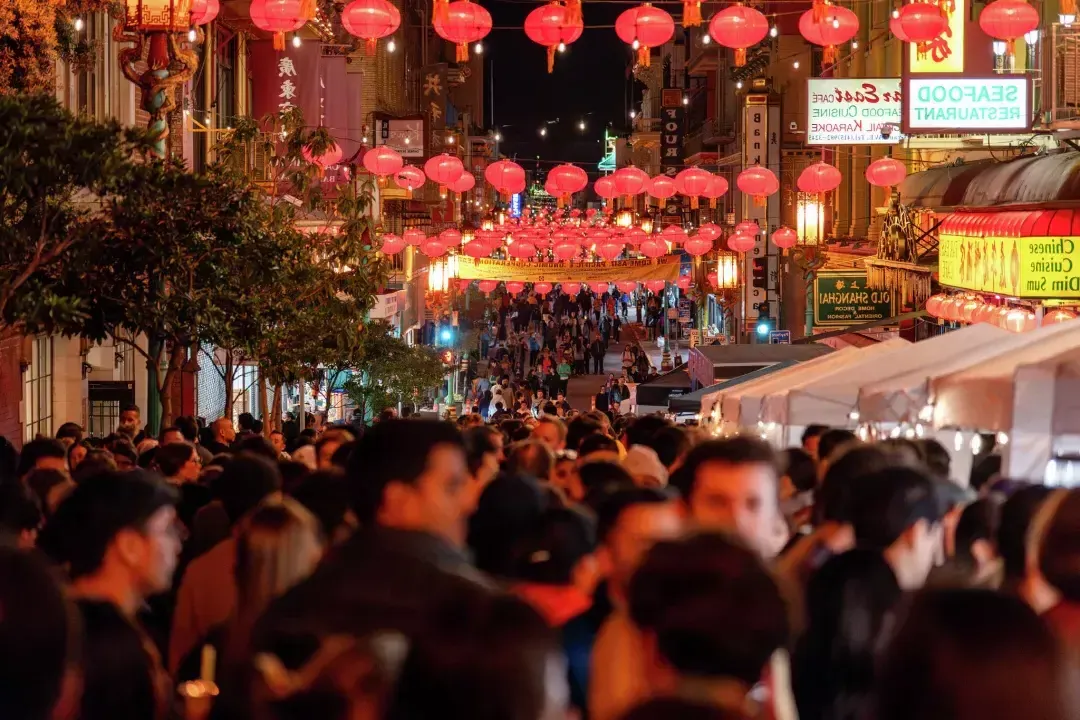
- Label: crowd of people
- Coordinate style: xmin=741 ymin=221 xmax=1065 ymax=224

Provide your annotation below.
xmin=4 ymin=398 xmax=1080 ymax=720
xmin=471 ymin=287 xmax=664 ymax=421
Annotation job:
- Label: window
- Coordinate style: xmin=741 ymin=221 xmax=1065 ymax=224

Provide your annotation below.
xmin=231 ymin=365 xmax=260 ymax=425
xmin=23 ymin=336 xmax=54 ymax=442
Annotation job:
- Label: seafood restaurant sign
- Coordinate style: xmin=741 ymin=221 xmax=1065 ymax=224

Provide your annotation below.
xmin=807 ymin=79 xmax=902 ymax=145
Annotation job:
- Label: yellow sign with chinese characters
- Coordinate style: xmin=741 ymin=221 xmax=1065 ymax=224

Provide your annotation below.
xmin=909 ymin=0 xmax=965 ymax=74
xmin=454 ymin=256 xmax=681 ymax=283
xmin=939 ymin=234 xmax=1080 ymax=298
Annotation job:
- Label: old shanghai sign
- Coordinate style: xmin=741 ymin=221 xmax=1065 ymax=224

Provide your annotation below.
xmin=814 ymin=271 xmax=893 ymax=326
xmin=904 ymin=76 xmax=1030 ymax=133
xmin=807 ymin=78 xmax=903 ymax=145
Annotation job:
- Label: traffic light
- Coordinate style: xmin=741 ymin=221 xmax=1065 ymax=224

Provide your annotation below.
xmin=439 ymin=349 xmax=454 ymax=365
xmin=751 ymin=258 xmax=768 ymax=290
xmin=756 ymin=317 xmax=772 ymax=337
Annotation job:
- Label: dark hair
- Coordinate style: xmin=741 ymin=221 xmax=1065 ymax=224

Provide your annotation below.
xmin=646 ymin=426 xmax=690 ymax=469
xmin=782 ymin=447 xmax=816 ymax=494
xmin=954 ymin=498 xmax=1002 ymax=570
xmin=158 ymin=425 xmax=181 ymax=441
xmin=997 ymin=484 xmax=1054 ymax=582
xmin=625 ymin=416 xmax=671 ymax=449
xmin=875 ymin=589 xmax=1069 ymax=720
xmin=579 ymin=433 xmax=618 ymax=458
xmin=468 ymin=473 xmax=549 ymax=578
xmin=578 ymin=460 xmax=635 ymax=511
xmin=38 ymin=471 xmax=178 ymax=579
xmin=801 ymin=424 xmax=828 ymax=446
xmin=347 ymin=420 xmax=464 ymax=526
xmin=211 ymin=454 xmax=282 ymax=525
xmin=107 ymin=440 xmax=137 ymax=466
xmin=464 ymin=426 xmax=501 ymax=477
xmin=72 ymin=449 xmax=117 ymax=483
xmin=970 ymin=453 xmax=1003 ymax=492
xmin=669 ymin=438 xmax=780 ymax=502
xmin=174 ymin=416 xmax=200 ymax=443
xmin=629 ymin=532 xmax=790 ymax=685
xmin=238 ymin=412 xmax=255 ymax=431
xmin=505 ymin=440 xmax=555 ymax=483
xmin=510 ymin=506 xmax=596 ymax=585
xmin=278 ymin=460 xmax=312 ymax=496
xmin=120 ymin=403 xmax=140 ymax=415
xmin=817 ymin=429 xmax=858 ymax=464
xmin=918 ymin=439 xmax=951 ymax=481
xmin=25 ymin=468 xmax=71 ymax=520
xmin=55 ymin=422 xmax=83 ymax=444
xmin=791 ymin=549 xmax=902 ymax=720
xmin=0 ymin=437 xmax=17 ymax=489
xmin=234 ymin=435 xmax=279 ymax=461
xmin=0 ymin=546 xmax=78 ymax=720
xmin=851 ymin=467 xmax=944 ymax=550
xmin=816 ymin=444 xmax=919 ymax=525
xmin=155 ymin=442 xmax=196 ymax=477
xmin=566 ymin=416 xmax=605 ymax=452
xmin=387 ymin=592 xmax=559 ymax=720
xmin=16 ymin=439 xmax=66 ymax=478
xmin=595 ymin=487 xmax=674 ymax=544
xmin=1038 ymin=489 xmax=1080 ymax=602
xmin=290 ymin=470 xmax=351 ymax=542
xmin=0 ymin=483 xmax=42 ymax=537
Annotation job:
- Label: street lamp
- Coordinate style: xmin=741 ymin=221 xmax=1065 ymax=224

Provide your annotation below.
xmin=615 ymin=208 xmax=635 ymax=229
xmin=796 ymin=193 xmax=823 ymax=246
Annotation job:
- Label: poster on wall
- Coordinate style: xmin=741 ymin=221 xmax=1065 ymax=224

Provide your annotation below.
xmin=807 ymin=78 xmax=903 ymax=145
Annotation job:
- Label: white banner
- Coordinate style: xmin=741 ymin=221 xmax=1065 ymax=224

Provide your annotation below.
xmin=807 ymin=78 xmax=903 ymax=145
xmin=905 ymin=77 xmax=1030 ymax=133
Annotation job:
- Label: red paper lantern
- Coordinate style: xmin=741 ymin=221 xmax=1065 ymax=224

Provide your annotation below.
xmin=1004 ymin=307 xmax=1036 ymax=333
xmin=420 ymin=238 xmax=448 ymax=257
xmin=485 ymin=159 xmax=527 ymax=198
xmin=648 ymin=175 xmax=678 ymax=208
xmin=924 ymin=293 xmax=946 ymax=317
xmin=735 ymin=220 xmax=760 ymax=237
xmin=697 ymin=223 xmax=723 ymax=241
xmin=439 ymin=229 xmax=463 ymax=248
xmin=645 ymin=280 xmax=667 ymax=293
xmin=979 ymin=0 xmax=1039 ymax=54
xmin=640 ymin=239 xmax=667 ymax=258
xmin=403 ymin=228 xmax=425 ymax=246
xmin=772 ymin=227 xmax=798 ymax=250
xmin=362 ymin=146 xmax=403 ymax=181
xmin=190 ymin=0 xmax=220 ymax=25
xmin=865 ymin=157 xmax=907 ymax=196
xmin=662 ymin=225 xmax=686 ymax=242
xmin=508 ymin=241 xmax=537 ymax=259
xmin=562 ymin=282 xmax=582 ymax=296
xmin=302 ymin=141 xmax=343 ymax=169
xmin=1044 ymin=309 xmax=1077 ymax=325
xmin=448 ymin=172 xmax=475 ymax=195
xmin=797 ymin=162 xmax=842 ymax=193
xmin=249 ymin=0 xmax=306 ymax=50
xmin=702 ymin=174 xmax=729 ymax=208
xmin=547 ymin=164 xmax=589 ymax=206
xmin=727 ymin=232 xmax=756 ymax=253
xmin=525 ymin=2 xmax=584 ymax=72
xmin=506 ymin=281 xmax=525 ymax=295
xmin=616 ymin=281 xmax=638 ymax=294
xmin=424 ymin=153 xmax=465 ymax=193
xmin=612 ymin=166 xmax=651 ymax=198
xmin=464 ymin=241 xmax=490 ymax=258
xmin=708 ymin=5 xmax=769 ymax=66
xmin=707 ymin=270 xmax=719 ymax=287
xmin=615 ymin=4 xmax=675 ymax=67
xmin=434 ymin=0 xmax=492 ymax=62
xmin=478 ymin=280 xmax=498 ymax=294
xmin=393 ymin=165 xmax=426 ymax=196
xmin=798 ymin=6 xmax=859 ymax=66
xmin=597 ymin=241 xmax=625 ymax=261
xmin=625 ymin=228 xmax=648 ymax=246
xmin=457 ymin=279 xmax=473 ymax=292
xmin=380 ymin=233 xmax=405 ymax=254
xmin=341 ymin=0 xmax=401 ymax=55
xmin=890 ymin=2 xmax=947 ymax=44
xmin=736 ymin=165 xmax=779 ymax=206
xmin=595 ymin=175 xmax=618 ymax=201
xmin=534 ymin=282 xmax=553 ymax=296
xmin=553 ymin=242 xmax=579 ymax=261
xmin=684 ymin=235 xmax=714 ymax=256
xmin=675 ymin=167 xmax=712 ymax=209
xmin=676 ymin=275 xmax=692 ymax=290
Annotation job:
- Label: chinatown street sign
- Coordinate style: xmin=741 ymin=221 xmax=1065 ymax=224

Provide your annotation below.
xmin=939 ymin=234 xmax=1080 ymax=299
xmin=904 ymin=76 xmax=1030 ymax=133
xmin=814 ymin=271 xmax=893 ymax=326
xmin=807 ymin=78 xmax=903 ymax=145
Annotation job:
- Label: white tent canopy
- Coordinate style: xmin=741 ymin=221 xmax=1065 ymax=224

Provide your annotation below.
xmin=1010 ymin=352 xmax=1080 ymax=480
xmin=857 ymin=320 xmax=1080 ymax=425
xmin=761 ymin=325 xmax=1011 ymax=428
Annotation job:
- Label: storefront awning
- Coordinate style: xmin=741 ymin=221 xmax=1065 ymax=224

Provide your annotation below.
xmin=939 ymin=208 xmax=1080 ymax=237
xmin=901 ymin=153 xmax=1080 ymax=212
xmin=899 ymin=161 xmax=993 ymax=211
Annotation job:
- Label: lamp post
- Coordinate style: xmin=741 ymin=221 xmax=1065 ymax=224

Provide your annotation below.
xmin=792 ymin=192 xmax=828 ymax=337
xmin=116 ymin=0 xmax=200 ymax=158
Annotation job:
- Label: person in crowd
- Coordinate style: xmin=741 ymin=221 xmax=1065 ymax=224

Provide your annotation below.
xmin=73 ymin=447 xmax=118 ymax=482
xmin=815 ymin=429 xmax=858 ymax=472
xmin=119 ymin=403 xmax=147 ymax=445
xmin=779 ymin=447 xmax=816 ymax=534
xmin=552 ymin=450 xmax=584 ymax=503
xmin=800 ymin=425 xmax=828 ymax=461
xmin=269 ymin=430 xmax=289 ymax=460
xmin=590 ymin=487 xmax=682 ymax=720
xmin=622 ymin=445 xmax=668 ymax=488
xmin=176 ymin=415 xmax=214 ymax=465
xmin=506 ymin=440 xmax=556 ymax=484
xmin=1036 ymin=488 xmax=1080 ymax=651
xmin=995 ymin=483 xmax=1056 ymax=609
xmin=66 ymin=438 xmax=88 ymax=470
xmin=205 ymin=417 xmax=237 ymax=455
xmin=0 ymin=482 xmax=43 ymax=548
xmin=289 ymin=469 xmax=357 ymax=547
xmin=155 ymin=441 xmax=213 ymax=535
xmin=646 ymin=425 xmax=690 ymax=474
xmin=930 ymin=497 xmax=1003 ymax=588
xmin=39 ymin=471 xmax=180 ymax=720
xmin=55 ymin=422 xmax=83 ymax=447
xmin=160 ymin=425 xmax=185 ymax=446
xmin=490 ymin=401 xmax=510 ymax=423
xmin=590 ymin=335 xmax=606 ymax=374
xmin=25 ymin=468 xmax=74 ymax=521
xmin=669 ymin=437 xmax=783 ymax=557
xmin=16 ymin=438 xmax=68 ymax=479
xmin=874 ymin=589 xmax=1073 ymax=720
xmin=315 ymin=428 xmax=355 ymax=470
xmin=579 ymin=434 xmax=622 ymax=464
xmin=534 ymin=415 xmax=568 ymax=451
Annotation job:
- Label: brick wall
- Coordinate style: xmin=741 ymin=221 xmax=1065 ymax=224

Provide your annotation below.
xmin=0 ymin=330 xmax=24 ymax=448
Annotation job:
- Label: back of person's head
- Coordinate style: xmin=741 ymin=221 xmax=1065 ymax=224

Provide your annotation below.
xmin=578 ymin=460 xmax=635 ymax=511
xmin=851 ymin=466 xmax=943 ymax=550
xmin=239 ymin=412 xmax=256 ymax=432
xmin=646 ymin=426 xmax=690 ymax=470
xmin=155 ymin=442 xmax=196 ymax=478
xmin=72 ymin=449 xmax=117 ymax=483
xmin=235 ymin=497 xmax=324 ymax=617
xmin=290 ymin=469 xmax=354 ymax=545
xmin=579 ymin=433 xmax=619 ymax=459
xmin=625 ymin=416 xmax=670 ymax=448
xmin=175 ymin=416 xmax=200 ymax=443
xmin=387 ymin=592 xmax=561 ymax=720
xmin=16 ymin=438 xmax=66 ymax=478
xmin=816 ymin=444 xmax=920 ymax=525
xmin=801 ymin=424 xmax=828 ymax=447
xmin=669 ymin=437 xmax=780 ymax=501
xmin=629 ymin=532 xmax=790 ymax=685
xmin=278 ymin=461 xmax=312 ymax=496
xmin=463 ymin=426 xmax=501 ymax=477
xmin=505 ymin=440 xmax=555 ymax=483
xmin=0 ymin=546 xmax=78 ymax=720
xmin=212 ymin=454 xmax=283 ymax=525
xmin=875 ymin=588 xmax=1070 ymax=720
xmin=1038 ymin=488 xmax=1080 ymax=602
xmin=917 ymin=438 xmax=951 ymax=481
xmin=816 ymin=429 xmax=858 ymax=465
xmin=468 ymin=473 xmax=549 ymax=578
xmin=565 ymin=416 xmax=605 ymax=452
xmin=510 ymin=506 xmax=597 ymax=586
xmin=954 ymin=497 xmax=1002 ymax=570
xmin=998 ymin=484 xmax=1055 ymax=583
xmin=38 ymin=471 xmax=178 ymax=580
xmin=55 ymin=422 xmax=83 ymax=445
xmin=596 ymin=486 xmax=675 ymax=544
xmin=970 ymin=453 xmax=1003 ymax=492
xmin=347 ymin=419 xmax=463 ymax=526
xmin=24 ymin=468 xmax=73 ymax=520
xmin=782 ymin=447 xmax=816 ymax=494
xmin=235 ymin=435 xmax=279 ymax=461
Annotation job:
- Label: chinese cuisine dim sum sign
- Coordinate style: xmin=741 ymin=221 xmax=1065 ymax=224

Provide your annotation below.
xmin=939 ymin=235 xmax=1080 ymax=299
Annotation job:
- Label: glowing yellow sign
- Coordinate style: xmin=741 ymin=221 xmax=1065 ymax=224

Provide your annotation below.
xmin=939 ymin=234 xmax=1080 ymax=298
xmin=908 ymin=0 xmax=965 ymax=74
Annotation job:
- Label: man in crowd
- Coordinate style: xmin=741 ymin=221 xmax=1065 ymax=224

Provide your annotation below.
xmin=119 ymin=403 xmax=147 ymax=445
xmin=203 ymin=417 xmax=236 ymax=455
xmin=16 ymin=439 xmax=68 ymax=480
xmin=533 ymin=415 xmax=567 ymax=452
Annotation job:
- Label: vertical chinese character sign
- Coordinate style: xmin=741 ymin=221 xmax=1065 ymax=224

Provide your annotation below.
xmin=422 ymin=63 xmax=448 ymax=158
xmin=659 ymin=88 xmax=686 ymax=226
xmin=742 ymin=97 xmax=767 ymax=323
xmin=251 ymin=40 xmax=321 ymax=127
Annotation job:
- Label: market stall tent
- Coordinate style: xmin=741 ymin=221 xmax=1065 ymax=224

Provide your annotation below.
xmin=670 ymin=361 xmax=798 ymax=414
xmin=1012 ymin=352 xmax=1080 ymax=481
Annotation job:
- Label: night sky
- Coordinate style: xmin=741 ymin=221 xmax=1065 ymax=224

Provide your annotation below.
xmin=484 ymin=0 xmax=634 ymax=178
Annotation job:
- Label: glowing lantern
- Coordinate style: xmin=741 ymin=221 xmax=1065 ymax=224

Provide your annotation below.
xmin=865 ymin=157 xmax=907 ymax=197
xmin=478 ymin=280 xmax=498 ymax=295
xmin=707 ymin=270 xmax=719 ymax=287
xmin=448 ymin=172 xmax=475 ymax=198
xmin=434 ymin=0 xmax=492 ymax=61
xmin=393 ymin=165 xmax=426 ymax=196
xmin=596 ymin=241 xmax=625 ymax=261
xmin=534 ymin=282 xmax=553 ymax=296
xmin=676 ymin=167 xmax=712 ymax=209
xmin=525 ymin=2 xmax=584 ymax=72
xmin=190 ymin=0 xmax=220 ymax=25
xmin=249 ymin=0 xmax=306 ymax=50
xmin=961 ymin=298 xmax=982 ymax=323
xmin=420 ymin=238 xmax=448 ymax=257
xmin=616 ymin=281 xmax=639 ymax=294
xmin=662 ymin=225 xmax=686 ymax=242
xmin=684 ymin=235 xmax=713 ymax=256
xmin=464 ymin=241 xmax=490 ymax=258
xmin=424 ymin=153 xmax=465 ymax=195
xmin=612 ymin=166 xmax=651 ymax=200
xmin=702 ymin=174 xmax=729 ymax=208
xmin=341 ymin=0 xmax=401 ymax=55
xmin=547 ymin=164 xmax=589 ymax=206
xmin=736 ymin=220 xmax=760 ymax=236
xmin=457 ymin=279 xmax=473 ymax=292
xmin=509 ymin=242 xmax=537 ymax=259
xmin=303 ymin=141 xmax=343 ymax=169
xmin=553 ymin=242 xmax=580 ymax=261
xmin=697 ymin=223 xmax=723 ymax=241
xmin=772 ymin=227 xmax=798 ymax=250
xmin=485 ymin=159 xmax=527 ymax=199
xmin=615 ymin=4 xmax=675 ymax=67
xmin=890 ymin=2 xmax=947 ymax=44
xmin=506 ymin=281 xmax=525 ymax=295
xmin=380 ymin=233 xmax=405 ymax=254
xmin=798 ymin=6 xmax=859 ymax=66
xmin=1004 ymin=307 xmax=1036 ymax=332
xmin=403 ymin=228 xmax=426 ymax=246
xmin=647 ymin=175 xmax=678 ymax=208
xmin=640 ymin=239 xmax=668 ymax=258
xmin=979 ymin=0 xmax=1039 ymax=54
xmin=563 ymin=282 xmax=582 ymax=296
xmin=595 ymin=175 xmax=618 ymax=203
xmin=973 ymin=304 xmax=998 ymax=324
xmin=439 ymin=229 xmax=463 ymax=248
xmin=708 ymin=5 xmax=769 ymax=65
xmin=1044 ymin=309 xmax=1077 ymax=325
xmin=727 ymin=232 xmax=756 ymax=253
xmin=676 ymin=275 xmax=692 ymax=290
xmin=797 ymin=162 xmax=842 ymax=193
xmin=645 ymin=280 xmax=667 ymax=293
xmin=736 ymin=165 xmax=779 ymax=206
xmin=625 ymin=228 xmax=648 ymax=246
xmin=363 ymin=146 xmax=403 ymax=184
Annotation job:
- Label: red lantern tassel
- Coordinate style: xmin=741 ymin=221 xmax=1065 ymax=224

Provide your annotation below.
xmin=365 ymin=38 xmax=377 ymax=55
xmin=546 ymin=45 xmax=555 ymax=73
xmin=1006 ymin=38 xmax=1016 ymax=56
xmin=822 ymin=44 xmax=837 ymax=66
xmin=299 ymin=0 xmax=316 ymax=20
xmin=812 ymin=0 xmax=826 ymax=22
xmin=735 ymin=47 xmax=747 ymax=66
xmin=456 ymin=42 xmax=468 ymax=62
xmin=434 ymin=0 xmax=448 ymax=24
xmin=682 ymin=0 xmax=702 ymax=27
xmin=659 ymin=198 xmax=666 ymax=210
xmin=637 ymin=45 xmax=650 ymax=66
xmin=691 ymin=197 xmax=699 ymax=209
xmin=754 ymin=195 xmax=766 ymax=207
xmin=273 ymin=31 xmax=285 ymax=50
xmin=566 ymin=0 xmax=582 ymax=26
